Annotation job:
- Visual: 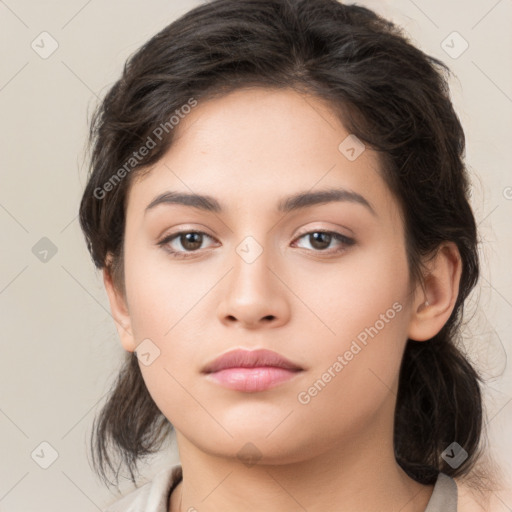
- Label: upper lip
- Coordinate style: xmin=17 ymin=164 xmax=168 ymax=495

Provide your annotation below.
xmin=202 ymin=349 xmax=303 ymax=373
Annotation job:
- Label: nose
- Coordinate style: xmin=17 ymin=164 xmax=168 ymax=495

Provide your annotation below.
xmin=217 ymin=246 xmax=290 ymax=330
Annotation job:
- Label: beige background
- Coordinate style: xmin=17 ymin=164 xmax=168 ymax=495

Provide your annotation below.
xmin=0 ymin=0 xmax=511 ymax=510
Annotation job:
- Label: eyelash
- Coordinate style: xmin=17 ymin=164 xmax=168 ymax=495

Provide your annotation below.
xmin=157 ymin=229 xmax=355 ymax=259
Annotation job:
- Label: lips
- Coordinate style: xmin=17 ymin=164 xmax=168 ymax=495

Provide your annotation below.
xmin=202 ymin=348 xmax=304 ymax=392
xmin=202 ymin=348 xmax=303 ymax=374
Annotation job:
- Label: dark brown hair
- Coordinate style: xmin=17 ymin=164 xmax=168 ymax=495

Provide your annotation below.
xmin=79 ymin=0 xmax=492 ymax=492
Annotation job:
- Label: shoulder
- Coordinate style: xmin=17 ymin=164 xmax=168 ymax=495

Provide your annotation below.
xmin=104 ymin=465 xmax=183 ymax=512
xmin=455 ymin=477 xmax=512 ymax=512
xmin=456 ymin=483 xmax=485 ymax=512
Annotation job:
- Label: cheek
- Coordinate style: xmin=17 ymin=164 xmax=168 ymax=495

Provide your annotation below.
xmin=124 ymin=242 xmax=213 ymax=342
xmin=122 ymin=249 xmax=222 ymax=426
xmin=292 ymin=242 xmax=411 ymax=423
xmin=297 ymin=236 xmax=411 ymax=345
xmin=293 ymin=298 xmax=409 ymax=448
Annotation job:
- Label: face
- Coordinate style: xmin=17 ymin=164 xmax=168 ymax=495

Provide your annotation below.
xmin=116 ymin=87 xmax=418 ymax=463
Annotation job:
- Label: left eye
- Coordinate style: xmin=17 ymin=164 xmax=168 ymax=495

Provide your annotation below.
xmin=292 ymin=230 xmax=355 ymax=254
xmin=157 ymin=230 xmax=354 ymax=258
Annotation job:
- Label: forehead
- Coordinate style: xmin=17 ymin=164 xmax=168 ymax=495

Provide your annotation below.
xmin=126 ymin=87 xmax=396 ymax=220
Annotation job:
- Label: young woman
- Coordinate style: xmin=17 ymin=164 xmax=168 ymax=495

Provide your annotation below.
xmin=79 ymin=0 xmax=503 ymax=510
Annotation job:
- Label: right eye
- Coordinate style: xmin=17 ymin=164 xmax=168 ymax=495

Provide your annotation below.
xmin=157 ymin=230 xmax=218 ymax=259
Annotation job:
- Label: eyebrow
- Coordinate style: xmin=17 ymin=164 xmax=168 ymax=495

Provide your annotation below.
xmin=144 ymin=187 xmax=376 ymax=216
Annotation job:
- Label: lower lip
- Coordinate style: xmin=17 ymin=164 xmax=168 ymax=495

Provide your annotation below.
xmin=205 ymin=367 xmax=301 ymax=392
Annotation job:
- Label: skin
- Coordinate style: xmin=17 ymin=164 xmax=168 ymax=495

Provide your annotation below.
xmin=103 ymin=87 xmax=463 ymax=512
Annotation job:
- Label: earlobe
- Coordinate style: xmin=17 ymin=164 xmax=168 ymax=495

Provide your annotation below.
xmin=102 ymin=265 xmax=137 ymax=352
xmin=407 ymin=243 xmax=462 ymax=342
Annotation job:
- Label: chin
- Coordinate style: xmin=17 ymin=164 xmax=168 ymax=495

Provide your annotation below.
xmin=191 ymin=426 xmax=316 ymax=465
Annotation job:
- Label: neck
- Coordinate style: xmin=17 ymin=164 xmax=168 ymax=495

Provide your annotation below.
xmin=169 ymin=405 xmax=434 ymax=512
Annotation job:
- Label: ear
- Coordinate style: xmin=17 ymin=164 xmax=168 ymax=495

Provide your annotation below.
xmin=408 ymin=242 xmax=462 ymax=342
xmin=102 ymin=262 xmax=136 ymax=352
